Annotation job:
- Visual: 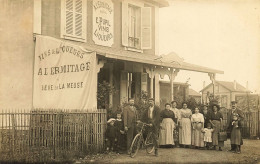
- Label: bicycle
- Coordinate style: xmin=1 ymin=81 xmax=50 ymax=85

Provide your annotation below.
xmin=129 ymin=121 xmax=155 ymax=158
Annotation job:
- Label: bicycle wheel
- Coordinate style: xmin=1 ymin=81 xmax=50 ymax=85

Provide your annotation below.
xmin=130 ymin=133 xmax=142 ymax=158
xmin=145 ymin=132 xmax=155 ymax=154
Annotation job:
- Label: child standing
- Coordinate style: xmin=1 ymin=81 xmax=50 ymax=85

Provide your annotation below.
xmin=105 ymin=118 xmax=117 ymax=152
xmin=230 ymin=113 xmax=243 ymax=154
xmin=114 ymin=111 xmax=126 ymax=153
xmin=202 ymin=123 xmax=214 ymax=150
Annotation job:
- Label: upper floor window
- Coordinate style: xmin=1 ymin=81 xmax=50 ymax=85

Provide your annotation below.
xmin=61 ymin=0 xmax=87 ymax=42
xmin=128 ymin=5 xmax=141 ymax=49
xmin=122 ymin=1 xmax=152 ymax=51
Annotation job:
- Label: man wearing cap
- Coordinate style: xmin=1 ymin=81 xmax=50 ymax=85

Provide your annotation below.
xmin=141 ymin=98 xmax=161 ymax=156
xmin=123 ymin=98 xmax=138 ymax=154
xmin=227 ymin=101 xmax=244 ymax=152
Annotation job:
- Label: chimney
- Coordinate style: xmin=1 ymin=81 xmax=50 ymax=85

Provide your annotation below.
xmin=246 ymin=81 xmax=249 ymax=90
xmin=203 ymin=81 xmax=206 ymax=89
xmin=234 ymin=80 xmax=237 ymax=90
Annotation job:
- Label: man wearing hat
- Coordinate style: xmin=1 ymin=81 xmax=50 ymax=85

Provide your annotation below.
xmin=123 ymin=98 xmax=138 ymax=154
xmin=141 ymin=98 xmax=161 ymax=156
xmin=227 ymin=101 xmax=244 ymax=152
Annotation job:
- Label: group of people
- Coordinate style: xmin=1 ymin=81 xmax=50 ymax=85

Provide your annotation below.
xmin=105 ymin=99 xmax=244 ymax=156
xmin=105 ymin=98 xmax=160 ymax=156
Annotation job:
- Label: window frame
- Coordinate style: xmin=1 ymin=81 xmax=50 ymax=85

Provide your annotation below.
xmin=60 ymin=0 xmax=87 ymax=42
xmin=122 ymin=0 xmax=153 ymax=53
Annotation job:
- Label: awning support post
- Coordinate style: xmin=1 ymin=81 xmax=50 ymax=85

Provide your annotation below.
xmin=208 ymin=73 xmax=216 ymax=99
xmin=145 ymin=67 xmax=155 ymax=98
xmin=96 ymin=59 xmax=106 ymax=73
xmin=109 ymin=63 xmax=113 ymax=108
xmin=150 ymin=69 xmax=154 ymax=98
xmin=170 ymin=69 xmax=179 ymax=101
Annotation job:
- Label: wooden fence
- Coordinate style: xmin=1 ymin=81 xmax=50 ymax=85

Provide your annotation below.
xmin=220 ymin=108 xmax=260 ymax=138
xmin=241 ymin=111 xmax=260 ymax=138
xmin=0 ymin=109 xmax=107 ymax=163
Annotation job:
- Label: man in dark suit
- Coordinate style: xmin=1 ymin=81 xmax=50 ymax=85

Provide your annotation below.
xmin=226 ymin=101 xmax=244 ymax=152
xmin=141 ymin=98 xmax=161 ymax=156
xmin=123 ymin=98 xmax=138 ymax=154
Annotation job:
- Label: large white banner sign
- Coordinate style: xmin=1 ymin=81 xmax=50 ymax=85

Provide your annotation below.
xmin=33 ymin=35 xmax=97 ymax=110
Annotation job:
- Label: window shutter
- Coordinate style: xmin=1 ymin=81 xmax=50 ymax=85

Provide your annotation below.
xmin=122 ymin=1 xmax=128 ymax=46
xmin=65 ymin=0 xmax=74 ymax=35
xmin=62 ymin=0 xmax=86 ymax=41
xmin=74 ymin=0 xmax=83 ymax=37
xmin=141 ymin=7 xmax=152 ymax=49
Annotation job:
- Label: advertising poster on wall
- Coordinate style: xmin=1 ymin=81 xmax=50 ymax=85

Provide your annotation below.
xmin=93 ymin=0 xmax=114 ymax=47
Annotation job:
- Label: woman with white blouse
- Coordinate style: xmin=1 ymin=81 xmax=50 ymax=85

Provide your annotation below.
xmin=179 ymin=102 xmax=192 ymax=148
xmin=191 ymin=107 xmax=205 ymax=148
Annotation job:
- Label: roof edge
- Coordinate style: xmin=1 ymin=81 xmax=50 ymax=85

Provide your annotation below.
xmin=200 ymin=81 xmax=251 ymax=93
xmin=147 ymin=0 xmax=170 ymax=7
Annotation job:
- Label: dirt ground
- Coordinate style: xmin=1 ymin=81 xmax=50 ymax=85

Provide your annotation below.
xmin=77 ymin=139 xmax=260 ymax=164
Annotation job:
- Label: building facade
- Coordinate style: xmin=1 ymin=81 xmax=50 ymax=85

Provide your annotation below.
xmin=0 ymin=0 xmax=223 ymax=111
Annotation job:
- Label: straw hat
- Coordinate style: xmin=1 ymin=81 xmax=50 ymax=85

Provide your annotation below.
xmin=107 ymin=118 xmax=116 ymax=123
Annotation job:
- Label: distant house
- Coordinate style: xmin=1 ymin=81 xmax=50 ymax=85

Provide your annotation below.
xmin=201 ymin=81 xmax=250 ymax=108
xmin=189 ymin=88 xmax=201 ymax=104
xmin=160 ymin=82 xmax=202 ymax=108
xmin=159 ymin=81 xmax=189 ymax=108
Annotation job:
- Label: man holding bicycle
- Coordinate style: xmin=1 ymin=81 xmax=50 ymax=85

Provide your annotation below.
xmin=141 ymin=98 xmax=161 ymax=156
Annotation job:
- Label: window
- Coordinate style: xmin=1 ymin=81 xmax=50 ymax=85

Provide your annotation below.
xmin=122 ymin=1 xmax=152 ymax=51
xmin=128 ymin=5 xmax=141 ymax=49
xmin=220 ymin=95 xmax=227 ymax=108
xmin=61 ymin=0 xmax=87 ymax=42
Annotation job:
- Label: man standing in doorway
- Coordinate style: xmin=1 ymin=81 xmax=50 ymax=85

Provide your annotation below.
xmin=227 ymin=101 xmax=244 ymax=152
xmin=123 ymin=98 xmax=138 ymax=154
xmin=142 ymin=98 xmax=161 ymax=156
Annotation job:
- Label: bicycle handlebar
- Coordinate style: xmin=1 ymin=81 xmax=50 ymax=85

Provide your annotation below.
xmin=136 ymin=121 xmax=151 ymax=126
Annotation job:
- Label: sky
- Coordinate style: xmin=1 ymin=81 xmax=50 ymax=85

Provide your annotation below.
xmin=159 ymin=0 xmax=260 ymax=93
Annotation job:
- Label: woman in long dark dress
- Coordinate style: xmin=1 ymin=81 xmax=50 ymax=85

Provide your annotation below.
xmin=208 ymin=104 xmax=224 ymax=151
xmin=202 ymin=105 xmax=210 ymax=128
xmin=159 ymin=103 xmax=175 ymax=147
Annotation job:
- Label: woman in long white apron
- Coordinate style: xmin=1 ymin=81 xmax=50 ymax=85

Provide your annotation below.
xmin=179 ymin=102 xmax=192 ymax=148
xmin=191 ymin=107 xmax=205 ymax=148
xmin=159 ymin=103 xmax=175 ymax=147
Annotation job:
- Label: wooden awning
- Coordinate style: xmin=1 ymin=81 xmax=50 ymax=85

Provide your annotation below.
xmin=62 ymin=39 xmax=224 ymax=74
xmin=103 ymin=51 xmax=223 ymax=74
